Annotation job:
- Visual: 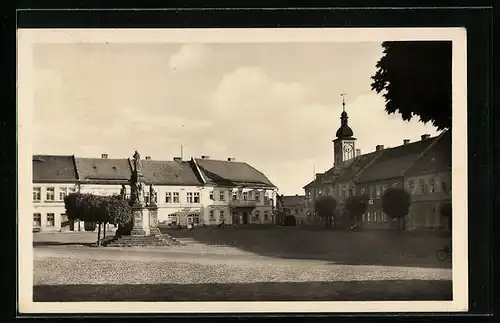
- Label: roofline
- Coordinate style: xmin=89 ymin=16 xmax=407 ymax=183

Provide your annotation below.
xmin=403 ymin=130 xmax=449 ymax=177
xmin=33 ymin=180 xmax=79 ymax=184
xmin=191 ymin=157 xmax=207 ymax=184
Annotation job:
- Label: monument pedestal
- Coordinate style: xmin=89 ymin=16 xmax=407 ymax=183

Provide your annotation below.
xmin=130 ymin=205 xmax=150 ymax=236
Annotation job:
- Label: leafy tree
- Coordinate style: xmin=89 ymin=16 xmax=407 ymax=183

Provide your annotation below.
xmin=105 ymin=195 xmax=133 ymax=236
xmin=345 ymin=194 xmax=369 ymax=230
xmin=381 ymin=188 xmax=411 ymax=231
xmin=371 ymin=41 xmax=452 ymax=130
xmin=314 ymin=196 xmax=337 ymax=228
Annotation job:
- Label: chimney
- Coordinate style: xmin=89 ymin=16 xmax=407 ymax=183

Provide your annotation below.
xmin=173 ymin=157 xmax=182 ymax=162
xmin=403 ymin=139 xmax=410 ymax=145
xmin=101 ymin=154 xmax=108 ymax=159
xmin=227 ymin=157 xmax=236 ymax=162
xmin=421 ymin=134 xmax=431 ymax=140
xmin=375 ymin=145 xmax=384 ymax=151
xmin=355 ymin=149 xmax=361 ymax=157
xmin=145 ymin=156 xmax=151 ymax=160
xmin=201 ymin=155 xmax=210 ymax=159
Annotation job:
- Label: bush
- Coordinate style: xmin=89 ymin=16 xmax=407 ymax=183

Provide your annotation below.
xmin=283 ymin=215 xmax=296 ymax=226
xmin=314 ymin=196 xmax=337 ymax=228
xmin=381 ymin=188 xmax=411 ymax=231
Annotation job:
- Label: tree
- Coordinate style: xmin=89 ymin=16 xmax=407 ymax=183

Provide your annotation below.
xmin=439 ymin=202 xmax=452 ymax=234
xmin=105 ymin=195 xmax=133 ymax=234
xmin=314 ymin=196 xmax=337 ymax=228
xmin=345 ymin=194 xmax=369 ymax=230
xmin=371 ymin=41 xmax=452 ymax=130
xmin=381 ymin=188 xmax=411 ymax=231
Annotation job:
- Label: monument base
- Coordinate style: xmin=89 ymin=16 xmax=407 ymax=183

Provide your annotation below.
xmin=130 ymin=206 xmax=150 ymax=236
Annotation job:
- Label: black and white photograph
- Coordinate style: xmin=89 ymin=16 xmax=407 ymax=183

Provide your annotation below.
xmin=17 ymin=28 xmax=468 ymax=313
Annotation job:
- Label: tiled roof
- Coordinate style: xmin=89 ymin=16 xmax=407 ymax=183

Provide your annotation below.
xmin=303 ymin=179 xmax=316 ymax=189
xmin=336 ymin=151 xmax=381 ymax=183
xmin=75 ymin=158 xmax=132 ymax=183
xmin=195 ymin=158 xmax=276 ymax=187
xmin=357 ymin=134 xmax=442 ymax=183
xmin=280 ymin=195 xmax=305 ymax=207
xmin=32 ymin=155 xmax=78 ymax=183
xmin=134 ymin=159 xmax=204 ymax=186
xmin=405 ymin=130 xmax=451 ymax=176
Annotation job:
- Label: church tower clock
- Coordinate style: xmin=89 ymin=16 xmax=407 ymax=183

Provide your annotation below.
xmin=333 ymin=94 xmax=356 ymax=168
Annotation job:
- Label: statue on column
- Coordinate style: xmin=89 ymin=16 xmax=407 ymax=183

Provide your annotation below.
xmin=130 ymin=150 xmax=145 ymax=206
xmin=149 ymin=184 xmax=157 ymax=206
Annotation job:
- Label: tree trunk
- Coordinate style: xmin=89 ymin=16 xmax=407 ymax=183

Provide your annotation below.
xmin=97 ymin=223 xmax=101 ymax=246
xmin=103 ymin=222 xmax=107 ymax=239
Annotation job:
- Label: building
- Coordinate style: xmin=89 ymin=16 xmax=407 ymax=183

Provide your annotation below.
xmin=32 ymin=155 xmax=79 ymax=232
xmin=303 ymin=99 xmax=451 ymax=231
xmin=404 ymin=131 xmax=452 ymax=231
xmin=194 ymin=157 xmax=276 ymax=226
xmin=32 ymin=153 xmax=277 ymax=232
xmin=276 ymin=194 xmax=307 ymax=225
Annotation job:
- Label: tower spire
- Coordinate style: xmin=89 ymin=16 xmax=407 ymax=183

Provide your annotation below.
xmin=341 ymin=93 xmax=347 ymax=112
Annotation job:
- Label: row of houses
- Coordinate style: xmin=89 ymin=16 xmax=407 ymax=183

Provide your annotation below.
xmin=278 ymin=106 xmax=452 ymax=231
xmin=32 ymin=154 xmax=278 ymax=232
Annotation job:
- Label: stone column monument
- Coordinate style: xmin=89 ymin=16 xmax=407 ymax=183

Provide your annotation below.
xmin=130 ymin=150 xmax=150 ymax=236
xmin=147 ymin=184 xmax=159 ymax=228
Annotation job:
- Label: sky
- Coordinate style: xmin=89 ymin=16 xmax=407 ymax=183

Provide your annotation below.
xmin=32 ymin=41 xmax=440 ymax=195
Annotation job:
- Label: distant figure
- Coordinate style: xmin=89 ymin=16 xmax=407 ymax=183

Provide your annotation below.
xmin=120 ymin=185 xmax=127 ymax=200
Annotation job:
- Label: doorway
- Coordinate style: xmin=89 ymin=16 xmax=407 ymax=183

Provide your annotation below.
xmin=242 ymin=211 xmax=248 ymax=224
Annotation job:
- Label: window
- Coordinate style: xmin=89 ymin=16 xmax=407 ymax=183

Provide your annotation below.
xmin=186 ymin=192 xmax=193 ymax=203
xmin=209 ymin=191 xmax=214 ymax=200
xmin=46 ymin=213 xmax=55 ymax=227
xmin=165 ymin=192 xmax=172 ymax=203
xmin=33 ymin=187 xmax=41 ymax=202
xmin=367 ymin=213 xmax=371 ymax=223
xmin=375 ymin=185 xmax=381 ymax=199
xmin=173 ymin=192 xmax=179 ymax=203
xmin=317 ymin=189 xmax=322 ymax=196
xmin=61 ymin=213 xmax=68 ymax=223
xmin=219 ymin=210 xmax=225 ymax=221
xmin=232 ymin=191 xmax=238 ymax=200
xmin=33 ymin=213 xmax=41 ymax=227
xmin=194 ymin=192 xmax=200 ymax=203
xmin=408 ymin=180 xmax=415 ymax=194
xmin=373 ymin=211 xmax=378 ymax=223
xmin=264 ymin=195 xmax=270 ymax=205
xmin=209 ymin=210 xmax=215 ymax=219
xmin=220 ymin=191 xmax=225 ymax=201
xmin=59 ymin=187 xmax=68 ymax=201
xmin=419 ymin=179 xmax=426 ymax=194
xmin=442 ymin=181 xmax=449 ymax=194
xmin=144 ymin=192 xmax=150 ymax=204
xmin=243 ymin=192 xmax=248 ymax=201
xmin=264 ymin=211 xmax=269 ymax=220
xmin=46 ymin=187 xmax=55 ymax=201
xmin=429 ymin=178 xmax=436 ymax=193
xmin=255 ymin=191 xmax=260 ymax=201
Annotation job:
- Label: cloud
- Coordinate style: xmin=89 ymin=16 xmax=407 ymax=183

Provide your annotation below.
xmin=169 ymin=44 xmax=209 ymax=70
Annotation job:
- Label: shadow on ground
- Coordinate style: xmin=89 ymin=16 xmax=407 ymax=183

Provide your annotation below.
xmin=161 ymin=226 xmax=452 ymax=269
xmin=33 ymin=241 xmax=95 ymax=247
xmin=34 ymin=279 xmax=452 ymax=302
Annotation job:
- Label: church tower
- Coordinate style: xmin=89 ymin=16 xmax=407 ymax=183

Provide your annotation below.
xmin=333 ymin=94 xmax=357 ymax=168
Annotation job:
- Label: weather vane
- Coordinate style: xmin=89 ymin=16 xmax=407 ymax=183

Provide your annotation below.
xmin=341 ymin=93 xmax=347 ymax=112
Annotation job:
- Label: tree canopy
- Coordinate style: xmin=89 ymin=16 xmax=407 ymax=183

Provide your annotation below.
xmin=345 ymin=194 xmax=369 ymax=219
xmin=314 ymin=195 xmax=337 ymax=228
xmin=371 ymin=41 xmax=452 ymax=130
xmin=381 ymin=188 xmax=411 ymax=219
xmin=64 ymin=193 xmax=132 ymax=245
